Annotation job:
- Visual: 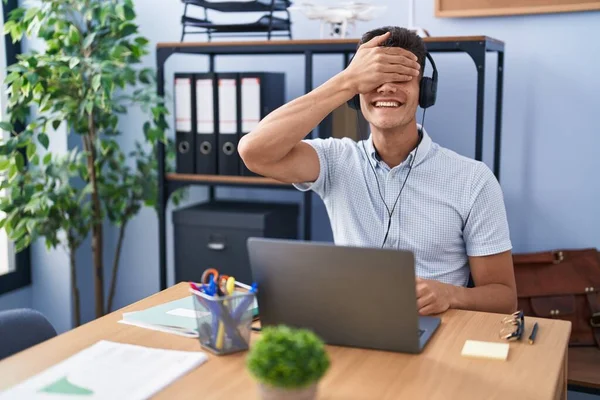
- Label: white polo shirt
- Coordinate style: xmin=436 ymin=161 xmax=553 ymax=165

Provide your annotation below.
xmin=293 ymin=126 xmax=512 ymax=286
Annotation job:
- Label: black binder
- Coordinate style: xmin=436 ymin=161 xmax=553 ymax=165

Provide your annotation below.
xmin=238 ymin=72 xmax=285 ymax=176
xmin=217 ymin=73 xmax=240 ymax=176
xmin=174 ymin=73 xmax=195 ymax=173
xmin=194 ymin=73 xmax=218 ymax=175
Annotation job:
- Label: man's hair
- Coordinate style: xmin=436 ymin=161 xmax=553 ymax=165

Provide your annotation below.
xmin=358 ymin=26 xmax=427 ymax=78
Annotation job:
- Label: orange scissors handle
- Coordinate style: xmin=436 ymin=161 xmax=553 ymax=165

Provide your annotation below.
xmin=201 ymin=268 xmax=219 ymax=285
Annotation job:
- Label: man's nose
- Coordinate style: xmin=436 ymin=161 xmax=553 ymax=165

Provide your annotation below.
xmin=377 ymin=82 xmax=397 ymax=94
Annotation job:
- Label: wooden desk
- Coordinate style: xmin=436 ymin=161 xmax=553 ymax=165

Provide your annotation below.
xmin=0 ymin=283 xmax=571 ymax=399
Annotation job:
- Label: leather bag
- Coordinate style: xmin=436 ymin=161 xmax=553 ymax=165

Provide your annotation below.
xmin=513 ymin=248 xmax=600 ymax=347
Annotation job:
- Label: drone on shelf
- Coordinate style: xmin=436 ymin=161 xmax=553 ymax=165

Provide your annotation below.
xmin=289 ymin=1 xmax=387 ymax=38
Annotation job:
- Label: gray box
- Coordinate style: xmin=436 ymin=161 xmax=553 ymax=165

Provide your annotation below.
xmin=173 ymin=200 xmax=299 ymax=285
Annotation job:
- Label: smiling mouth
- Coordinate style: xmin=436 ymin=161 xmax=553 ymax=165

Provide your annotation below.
xmin=372 ymin=101 xmax=403 ymax=108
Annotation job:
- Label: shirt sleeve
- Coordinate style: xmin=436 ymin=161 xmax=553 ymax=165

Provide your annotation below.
xmin=463 ymin=163 xmax=513 ymax=257
xmin=292 ymin=137 xmax=343 ymax=199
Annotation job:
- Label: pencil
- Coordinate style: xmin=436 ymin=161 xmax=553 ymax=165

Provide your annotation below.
xmin=529 ymin=322 xmax=539 ymax=344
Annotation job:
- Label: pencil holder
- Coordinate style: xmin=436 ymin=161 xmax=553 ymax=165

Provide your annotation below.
xmin=190 ymin=288 xmax=256 ymax=355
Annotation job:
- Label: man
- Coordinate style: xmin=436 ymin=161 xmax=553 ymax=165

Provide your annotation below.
xmin=238 ymin=26 xmax=517 ymax=316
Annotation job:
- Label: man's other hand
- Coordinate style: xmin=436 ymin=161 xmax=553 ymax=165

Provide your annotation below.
xmin=415 ymin=277 xmax=453 ymax=316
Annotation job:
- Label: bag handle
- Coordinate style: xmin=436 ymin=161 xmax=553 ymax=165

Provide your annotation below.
xmin=513 ymin=250 xmax=564 ymax=265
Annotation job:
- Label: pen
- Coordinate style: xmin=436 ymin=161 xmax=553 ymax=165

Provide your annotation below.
xmin=529 ymin=322 xmax=538 ymax=344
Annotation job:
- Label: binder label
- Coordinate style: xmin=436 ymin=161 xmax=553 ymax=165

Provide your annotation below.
xmin=242 ymin=77 xmax=261 ymax=132
xmin=175 ymin=77 xmax=192 ymax=132
xmin=196 ymin=78 xmax=214 ymax=134
xmin=218 ymin=78 xmax=237 ymax=135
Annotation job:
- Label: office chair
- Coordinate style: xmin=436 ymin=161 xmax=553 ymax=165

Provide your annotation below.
xmin=0 ymin=308 xmax=57 ymax=361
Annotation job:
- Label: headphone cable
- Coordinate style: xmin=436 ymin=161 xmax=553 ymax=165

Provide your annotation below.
xmin=357 ymin=109 xmax=422 ymax=248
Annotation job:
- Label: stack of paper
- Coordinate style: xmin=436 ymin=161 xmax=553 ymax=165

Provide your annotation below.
xmin=0 ymin=340 xmax=208 ymax=399
xmin=118 ymin=296 xmax=209 ymax=338
xmin=118 ymin=294 xmax=259 ymax=338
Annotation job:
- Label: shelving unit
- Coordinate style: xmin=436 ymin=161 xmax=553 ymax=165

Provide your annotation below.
xmin=155 ymin=36 xmax=505 ymax=290
xmin=180 ymin=0 xmax=293 ymax=41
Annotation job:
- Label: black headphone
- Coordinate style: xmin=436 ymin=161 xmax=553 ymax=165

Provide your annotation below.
xmin=347 ymin=52 xmax=438 ymax=111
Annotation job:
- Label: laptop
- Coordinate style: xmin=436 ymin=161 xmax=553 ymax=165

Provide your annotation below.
xmin=246 ymin=237 xmax=441 ymax=354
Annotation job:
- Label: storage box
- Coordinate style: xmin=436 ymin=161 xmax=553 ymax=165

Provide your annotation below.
xmin=173 ymin=200 xmax=299 ymax=285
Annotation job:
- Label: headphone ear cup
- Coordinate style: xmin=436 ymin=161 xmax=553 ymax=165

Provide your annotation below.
xmin=419 ymin=77 xmax=437 ymax=109
xmin=347 ymin=94 xmax=360 ymax=110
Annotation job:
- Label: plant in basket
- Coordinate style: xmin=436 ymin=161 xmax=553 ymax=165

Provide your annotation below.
xmin=246 ymin=325 xmax=330 ymax=400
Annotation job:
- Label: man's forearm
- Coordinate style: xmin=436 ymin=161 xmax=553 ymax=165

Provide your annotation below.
xmin=449 ymin=283 xmax=517 ymax=314
xmin=238 ymin=72 xmax=355 ymax=165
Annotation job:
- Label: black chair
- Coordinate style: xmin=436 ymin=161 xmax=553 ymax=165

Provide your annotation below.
xmin=0 ymin=308 xmax=57 ymax=361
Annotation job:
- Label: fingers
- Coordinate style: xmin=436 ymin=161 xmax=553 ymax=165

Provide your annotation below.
xmin=379 ymin=54 xmax=421 ymax=72
xmin=377 ymin=63 xmax=420 ymax=77
xmin=376 ymin=72 xmax=413 ymax=83
xmin=381 ymin=46 xmax=419 ymax=62
xmin=360 ymin=31 xmax=391 ymax=48
xmin=417 ymin=293 xmax=433 ymax=310
xmin=418 ymin=304 xmax=438 ymax=316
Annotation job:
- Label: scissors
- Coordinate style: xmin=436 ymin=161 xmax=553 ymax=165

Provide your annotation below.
xmin=200 ymin=268 xmax=231 ymax=296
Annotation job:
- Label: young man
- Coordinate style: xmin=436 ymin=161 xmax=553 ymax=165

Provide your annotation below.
xmin=238 ymin=26 xmax=517 ymax=316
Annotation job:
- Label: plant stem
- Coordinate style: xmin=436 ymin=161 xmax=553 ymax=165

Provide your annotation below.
xmin=84 ymin=112 xmax=104 ymax=319
xmin=68 ymin=236 xmax=81 ymax=327
xmin=107 ymin=218 xmax=128 ymax=313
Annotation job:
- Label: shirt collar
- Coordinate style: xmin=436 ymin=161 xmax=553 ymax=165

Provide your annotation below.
xmin=365 ymin=124 xmax=432 ymax=169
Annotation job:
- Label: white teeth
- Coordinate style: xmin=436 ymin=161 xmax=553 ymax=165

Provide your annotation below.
xmin=375 ymin=101 xmax=400 ymax=107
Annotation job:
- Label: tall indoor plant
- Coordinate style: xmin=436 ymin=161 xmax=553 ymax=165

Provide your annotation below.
xmin=0 ymin=0 xmax=181 ymax=324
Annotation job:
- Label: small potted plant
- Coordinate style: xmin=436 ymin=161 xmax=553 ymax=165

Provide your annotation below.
xmin=246 ymin=325 xmax=330 ymax=400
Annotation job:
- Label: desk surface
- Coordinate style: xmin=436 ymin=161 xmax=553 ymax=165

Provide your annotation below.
xmin=0 ymin=283 xmax=571 ymax=400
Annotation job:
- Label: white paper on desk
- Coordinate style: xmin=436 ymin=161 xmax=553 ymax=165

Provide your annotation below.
xmin=0 ymin=340 xmax=208 ymax=399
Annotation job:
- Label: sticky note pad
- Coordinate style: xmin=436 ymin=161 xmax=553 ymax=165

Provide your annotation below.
xmin=461 ymin=340 xmax=509 ymax=361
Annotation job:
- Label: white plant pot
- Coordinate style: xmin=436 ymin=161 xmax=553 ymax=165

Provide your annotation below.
xmin=257 ymin=382 xmax=318 ymax=400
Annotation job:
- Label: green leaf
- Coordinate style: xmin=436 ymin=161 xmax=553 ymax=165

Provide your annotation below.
xmin=30 ymin=154 xmax=39 ymax=166
xmin=85 ymin=100 xmax=93 ymax=115
xmin=52 ymin=120 xmax=61 ymax=131
xmin=38 ymin=133 xmax=49 ymax=149
xmin=0 ymin=121 xmax=13 ymax=132
xmin=0 ymin=159 xmax=10 ymax=170
xmin=23 ymin=7 xmax=39 ymax=23
xmin=116 ymin=4 xmax=126 ymax=20
xmin=83 ymin=33 xmax=96 ymax=49
xmin=135 ymin=37 xmax=149 ymax=46
xmin=15 ymin=152 xmax=24 ymax=171
xmin=5 ymin=72 xmax=20 ymax=84
xmin=69 ymin=58 xmax=80 ymax=69
xmin=26 ymin=142 xmax=36 ymax=159
xmin=92 ymin=74 xmax=101 ymax=91
xmin=119 ymin=22 xmax=137 ymax=37
xmin=68 ymin=25 xmax=80 ymax=45
xmin=43 ymin=153 xmax=51 ymax=165
xmin=124 ymin=4 xmax=136 ymax=20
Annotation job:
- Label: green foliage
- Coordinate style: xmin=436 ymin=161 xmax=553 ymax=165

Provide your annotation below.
xmin=0 ymin=148 xmax=91 ymax=253
xmin=0 ymin=0 xmax=183 ymax=318
xmin=246 ymin=325 xmax=330 ymax=389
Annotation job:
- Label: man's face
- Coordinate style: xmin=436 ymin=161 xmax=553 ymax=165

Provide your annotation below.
xmin=359 ymin=73 xmax=421 ymax=131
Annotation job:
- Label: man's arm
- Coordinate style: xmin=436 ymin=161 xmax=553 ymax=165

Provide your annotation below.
xmin=237 ymin=72 xmax=354 ymax=183
xmin=238 ymin=31 xmax=420 ymax=183
xmin=416 ymin=162 xmax=517 ymax=316
xmin=453 ymin=250 xmax=517 ymax=313
xmin=416 ymin=251 xmax=517 ymax=315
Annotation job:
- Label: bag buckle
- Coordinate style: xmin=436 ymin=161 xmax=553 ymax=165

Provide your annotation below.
xmin=591 ymin=312 xmax=600 ymax=328
xmin=553 ymin=251 xmax=564 ymax=264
